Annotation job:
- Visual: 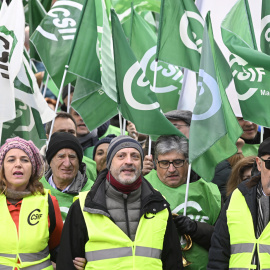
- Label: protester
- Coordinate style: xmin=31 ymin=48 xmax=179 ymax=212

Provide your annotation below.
xmin=208 ymin=137 xmax=270 ymax=269
xmin=70 ymin=107 xmax=110 ymax=159
xmin=164 ymin=109 xmax=192 ymax=138
xmin=0 ymin=137 xmax=63 ymax=269
xmin=43 ymin=112 xmax=97 ymax=181
xmin=226 ymin=155 xmax=256 ymax=197
xmin=92 ymin=134 xmax=116 ymax=174
xmin=40 ymin=132 xmax=94 ymax=221
xmin=145 ymin=135 xmax=221 ymax=270
xmin=57 ymin=135 xmax=183 ymax=270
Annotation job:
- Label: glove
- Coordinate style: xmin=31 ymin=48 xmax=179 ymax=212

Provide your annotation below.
xmin=173 ymin=215 xmax=197 ymax=236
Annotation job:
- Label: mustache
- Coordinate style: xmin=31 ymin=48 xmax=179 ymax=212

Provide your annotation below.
xmin=120 ymin=165 xmax=136 ymax=172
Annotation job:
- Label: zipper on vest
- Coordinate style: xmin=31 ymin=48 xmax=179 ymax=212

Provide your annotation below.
xmin=124 ymin=197 xmax=131 ymax=238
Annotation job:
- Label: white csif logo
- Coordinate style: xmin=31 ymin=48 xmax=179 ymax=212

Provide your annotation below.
xmin=139 ymin=46 xmax=183 ymax=93
xmin=261 ymin=15 xmax=270 ymax=42
xmin=192 ymin=69 xmax=221 ymax=121
xmin=179 ymin=11 xmax=204 ymax=53
xmin=172 ymin=201 xmax=209 ymax=223
xmin=123 ymin=61 xmax=160 ymax=111
xmin=36 ymin=1 xmax=83 ymax=41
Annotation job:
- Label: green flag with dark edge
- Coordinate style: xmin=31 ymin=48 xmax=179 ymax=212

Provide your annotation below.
xmin=221 ymin=0 xmax=270 ymax=127
xmin=71 ymin=77 xmax=118 ymax=132
xmin=30 ymin=0 xmax=85 ymax=88
xmin=1 ymin=100 xmax=46 ymax=149
xmin=189 ymin=13 xmax=242 ymax=182
xmin=67 ymin=0 xmax=101 ymax=86
xmin=261 ymin=0 xmax=270 ymax=54
xmin=156 ymin=0 xmax=204 ymax=72
xmin=111 ymin=9 xmax=183 ymax=138
xmin=28 ymin=0 xmax=46 ymax=61
xmin=128 ymin=8 xmax=182 ymax=113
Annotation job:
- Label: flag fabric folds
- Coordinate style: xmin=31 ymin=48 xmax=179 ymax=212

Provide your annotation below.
xmin=0 ymin=0 xmax=25 ymax=122
xmin=157 ymin=0 xmax=204 ymax=72
xmin=128 ymin=8 xmax=183 ymax=113
xmin=30 ymin=0 xmax=84 ymax=88
xmin=111 ymin=9 xmax=184 ymax=138
xmin=189 ymin=13 xmax=242 ymax=182
xmin=221 ymin=0 xmax=270 ymax=127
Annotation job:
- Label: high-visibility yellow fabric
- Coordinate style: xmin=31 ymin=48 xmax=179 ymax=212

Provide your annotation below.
xmin=227 ymin=188 xmax=270 ymax=269
xmin=0 ymin=190 xmax=53 ymax=270
xmin=79 ymin=191 xmax=168 ymax=270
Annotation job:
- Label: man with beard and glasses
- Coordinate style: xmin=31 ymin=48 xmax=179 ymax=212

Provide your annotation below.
xmin=145 ymin=135 xmax=221 ymax=270
xmin=208 ymin=137 xmax=270 ymax=270
xmin=57 ymin=135 xmax=182 ymax=270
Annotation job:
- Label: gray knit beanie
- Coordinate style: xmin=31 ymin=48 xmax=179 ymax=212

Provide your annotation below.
xmin=106 ymin=135 xmax=144 ymax=169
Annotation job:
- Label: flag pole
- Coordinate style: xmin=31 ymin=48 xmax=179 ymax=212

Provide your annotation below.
xmin=261 ymin=126 xmax=264 ymax=143
xmin=47 ymin=65 xmax=69 ymax=148
xmin=183 ymin=163 xmax=192 ymax=216
xmin=118 ymin=110 xmax=123 ymax=135
xmin=123 ymin=118 xmax=126 ymax=135
xmin=148 ymin=138 xmax=152 ymax=156
xmin=67 ymin=83 xmax=71 ymax=113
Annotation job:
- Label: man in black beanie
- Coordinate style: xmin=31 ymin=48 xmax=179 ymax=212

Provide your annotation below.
xmin=39 ymin=132 xmax=94 ymax=222
xmin=57 ymin=135 xmax=182 ymax=270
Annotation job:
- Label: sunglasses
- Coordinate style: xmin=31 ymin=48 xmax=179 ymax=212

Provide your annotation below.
xmin=260 ymin=158 xmax=270 ymax=170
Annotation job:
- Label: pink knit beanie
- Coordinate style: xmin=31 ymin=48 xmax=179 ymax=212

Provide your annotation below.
xmin=0 ymin=137 xmax=44 ymax=176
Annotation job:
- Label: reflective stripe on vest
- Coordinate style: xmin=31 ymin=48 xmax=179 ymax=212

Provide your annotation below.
xmin=227 ymin=188 xmax=270 ymax=269
xmin=79 ymin=190 xmax=167 ymax=270
xmin=19 ymin=246 xmax=49 ymax=262
xmin=0 ymin=254 xmax=16 ymax=259
xmin=85 ymin=246 xmax=162 ymax=262
xmin=22 ymin=259 xmax=52 ymax=270
xmin=231 ymin=243 xmax=254 ymax=254
xmin=0 ymin=266 xmax=13 ymax=270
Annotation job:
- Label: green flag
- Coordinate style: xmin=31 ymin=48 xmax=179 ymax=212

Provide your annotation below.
xmin=71 ymin=77 xmax=118 ymax=131
xmin=221 ymin=0 xmax=270 ymax=127
xmin=261 ymin=0 xmax=270 ymax=54
xmin=111 ymin=0 xmax=160 ymax=23
xmin=28 ymin=0 xmax=46 ymax=60
xmin=156 ymin=0 xmax=204 ymax=72
xmin=30 ymin=0 xmax=84 ymax=88
xmin=1 ymin=100 xmax=46 ymax=149
xmin=68 ymin=0 xmax=101 ymax=86
xmin=129 ymin=8 xmax=182 ymax=113
xmin=111 ymin=9 xmax=183 ymax=137
xmin=189 ymin=13 xmax=242 ymax=182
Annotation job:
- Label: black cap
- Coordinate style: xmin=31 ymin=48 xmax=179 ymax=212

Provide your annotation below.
xmin=46 ymin=132 xmax=83 ymax=165
xmin=258 ymin=137 xmax=270 ymax=157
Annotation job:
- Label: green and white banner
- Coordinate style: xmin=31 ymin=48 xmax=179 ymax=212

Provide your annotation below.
xmin=0 ymin=0 xmax=25 ymax=122
xmin=111 ymin=9 xmax=183 ymax=137
xmin=222 ymin=0 xmax=270 ymax=127
xmin=30 ymin=0 xmax=84 ymax=88
xmin=157 ymin=0 xmax=204 ymax=72
xmin=261 ymin=0 xmax=270 ymax=55
xmin=189 ymin=13 xmax=242 ymax=182
xmin=129 ymin=8 xmax=182 ymax=113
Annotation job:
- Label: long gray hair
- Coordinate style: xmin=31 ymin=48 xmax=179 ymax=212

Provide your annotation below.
xmin=154 ymin=135 xmax=189 ymax=161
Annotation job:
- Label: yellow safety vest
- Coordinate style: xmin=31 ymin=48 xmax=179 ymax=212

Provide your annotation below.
xmin=0 ymin=190 xmax=53 ymax=270
xmin=227 ymin=188 xmax=270 ymax=270
xmin=79 ymin=191 xmax=169 ymax=270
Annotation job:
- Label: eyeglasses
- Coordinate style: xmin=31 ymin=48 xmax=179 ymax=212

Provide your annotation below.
xmin=173 ymin=124 xmax=189 ymax=128
xmin=157 ymin=159 xmax=185 ymax=169
xmin=260 ymin=157 xmax=270 ymax=170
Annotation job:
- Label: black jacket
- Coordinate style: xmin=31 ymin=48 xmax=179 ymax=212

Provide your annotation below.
xmin=57 ymin=170 xmax=183 ymax=270
xmin=207 ymin=176 xmax=259 ymax=269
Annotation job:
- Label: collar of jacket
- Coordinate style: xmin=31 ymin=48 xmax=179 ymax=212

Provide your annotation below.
xmin=44 ymin=162 xmax=88 ymax=194
xmin=83 ymin=169 xmax=169 ymax=217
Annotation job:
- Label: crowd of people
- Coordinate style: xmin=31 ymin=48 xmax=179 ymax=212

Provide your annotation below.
xmin=1 ymin=100 xmax=270 ymax=269
xmin=1 ymin=1 xmax=269 ymax=269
